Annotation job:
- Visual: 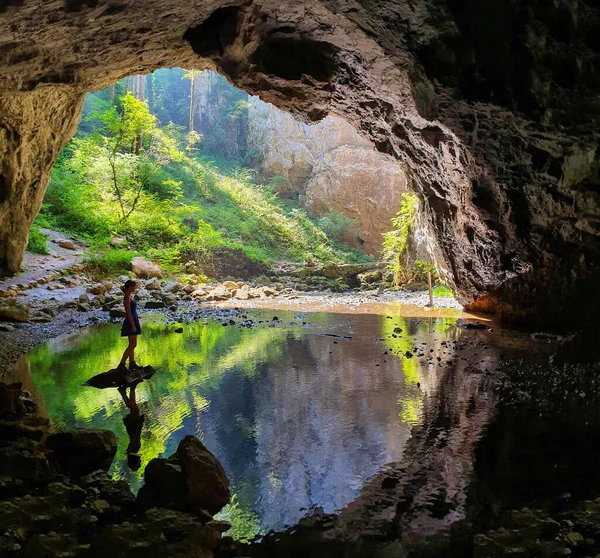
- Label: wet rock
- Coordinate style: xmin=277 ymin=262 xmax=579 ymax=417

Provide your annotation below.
xmin=92 ymin=507 xmax=220 ymax=557
xmin=47 ymin=428 xmax=117 ymax=478
xmin=0 ymin=417 xmax=48 ymax=444
xmin=91 ymin=294 xmax=105 ymax=308
xmin=138 ymin=435 xmax=230 ymax=516
xmin=79 ymin=470 xmax=136 ymax=513
xmin=0 ymin=439 xmax=54 ymax=486
xmin=0 ymin=382 xmax=26 ymax=417
xmin=109 ymin=308 xmax=126 ymax=318
xmin=77 ymin=303 xmax=92 ymax=312
xmin=130 ymin=257 xmax=161 ymax=279
xmin=0 ymin=323 xmax=15 ymax=332
xmin=0 ymin=300 xmax=29 ymax=323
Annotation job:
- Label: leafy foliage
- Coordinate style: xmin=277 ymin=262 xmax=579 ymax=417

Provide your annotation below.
xmin=27 ymin=223 xmax=49 ymax=255
xmin=40 ymin=70 xmax=369 ymax=273
xmin=382 ymin=194 xmax=418 ymax=286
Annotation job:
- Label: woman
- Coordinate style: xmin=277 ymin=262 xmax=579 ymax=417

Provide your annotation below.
xmin=119 ymin=280 xmax=141 ymax=370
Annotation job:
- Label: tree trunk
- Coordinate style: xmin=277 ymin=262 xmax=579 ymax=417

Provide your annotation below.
xmin=188 ymin=73 xmax=195 ymax=132
xmin=139 ymin=74 xmax=145 ymax=101
xmin=146 ymin=73 xmax=154 ymax=113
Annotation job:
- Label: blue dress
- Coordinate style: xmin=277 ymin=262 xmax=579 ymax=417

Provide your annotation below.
xmin=121 ymin=299 xmax=142 ymax=337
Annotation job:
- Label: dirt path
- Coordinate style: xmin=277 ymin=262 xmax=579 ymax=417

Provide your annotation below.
xmin=0 ymin=228 xmax=87 ymax=288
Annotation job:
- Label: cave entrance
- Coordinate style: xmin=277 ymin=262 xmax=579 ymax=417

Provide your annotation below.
xmin=34 ymin=67 xmax=441 ymax=294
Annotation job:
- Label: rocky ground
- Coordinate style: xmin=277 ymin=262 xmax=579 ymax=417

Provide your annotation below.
xmin=0 ymin=381 xmax=239 ymax=558
xmin=0 ymin=255 xmax=462 ymax=375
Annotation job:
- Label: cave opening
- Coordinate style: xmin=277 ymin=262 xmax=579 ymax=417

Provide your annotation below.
xmin=33 ymin=66 xmax=443 ymax=295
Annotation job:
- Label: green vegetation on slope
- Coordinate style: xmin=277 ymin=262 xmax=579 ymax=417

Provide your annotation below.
xmin=37 ymin=69 xmax=370 ymax=274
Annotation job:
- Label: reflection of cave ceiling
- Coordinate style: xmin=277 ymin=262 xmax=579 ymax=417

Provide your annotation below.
xmin=0 ymin=0 xmax=599 ymax=328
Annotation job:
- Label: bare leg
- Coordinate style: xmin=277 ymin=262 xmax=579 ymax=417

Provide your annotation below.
xmin=129 ymin=336 xmax=138 ymax=367
xmin=120 ymin=336 xmax=137 ymax=366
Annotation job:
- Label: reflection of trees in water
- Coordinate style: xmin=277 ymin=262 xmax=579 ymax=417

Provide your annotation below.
xmin=26 ymin=312 xmax=466 ymax=537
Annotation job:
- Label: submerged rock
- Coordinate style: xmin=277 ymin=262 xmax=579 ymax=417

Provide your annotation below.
xmin=47 ymin=428 xmax=117 ymax=478
xmin=138 ymin=435 xmax=230 ymax=516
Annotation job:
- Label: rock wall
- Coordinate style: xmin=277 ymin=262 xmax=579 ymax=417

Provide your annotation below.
xmin=247 ymin=100 xmax=412 ymax=254
xmin=0 ymin=0 xmax=598 ymax=328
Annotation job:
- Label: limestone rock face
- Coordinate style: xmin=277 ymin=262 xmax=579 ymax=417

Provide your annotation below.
xmin=248 ymin=101 xmax=412 ymax=254
xmin=0 ymin=0 xmax=598 ymax=328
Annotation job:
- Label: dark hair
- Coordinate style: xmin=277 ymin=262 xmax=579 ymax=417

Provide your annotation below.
xmin=123 ymin=280 xmax=137 ymax=292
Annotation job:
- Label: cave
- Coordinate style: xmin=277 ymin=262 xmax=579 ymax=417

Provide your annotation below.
xmin=1 ymin=1 xmax=599 ymax=329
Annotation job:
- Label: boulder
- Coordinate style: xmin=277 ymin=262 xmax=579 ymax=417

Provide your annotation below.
xmin=0 ymin=382 xmax=26 ymax=418
xmin=192 ymin=288 xmax=208 ymax=298
xmin=47 ymin=428 xmax=117 ymax=478
xmin=58 ymin=240 xmax=75 ymax=250
xmin=137 ymin=435 xmax=230 ymax=516
xmin=205 ymin=286 xmax=229 ymax=301
xmin=132 ymin=257 xmax=162 ymax=279
xmin=145 ymin=300 xmax=166 ymax=309
xmin=164 ymin=282 xmax=182 ymax=293
xmin=145 ymin=278 xmax=161 ymax=291
xmin=357 ymin=270 xmax=383 ymax=284
xmin=234 ymin=285 xmax=250 ymax=300
xmin=87 ymin=283 xmax=107 ymax=295
xmin=0 ymin=439 xmax=54 ymax=486
xmin=0 ymin=300 xmax=29 ymax=322
xmin=111 ymin=236 xmax=127 ymax=246
xmin=222 ymin=281 xmax=238 ymax=291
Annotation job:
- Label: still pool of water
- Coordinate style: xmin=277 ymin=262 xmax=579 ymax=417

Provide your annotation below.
xmin=14 ymin=309 xmax=498 ymax=540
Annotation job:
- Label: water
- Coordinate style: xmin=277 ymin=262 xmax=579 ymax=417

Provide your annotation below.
xmin=12 ymin=310 xmax=468 ymax=535
xmin=16 ymin=306 xmax=592 ymax=547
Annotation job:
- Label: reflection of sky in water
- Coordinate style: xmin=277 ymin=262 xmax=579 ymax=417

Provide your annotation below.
xmin=22 ymin=310 xmax=458 ymax=539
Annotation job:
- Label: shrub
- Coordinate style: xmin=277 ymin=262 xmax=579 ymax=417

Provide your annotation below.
xmin=27 ymin=224 xmax=49 ymax=255
xmin=84 ymin=248 xmax=136 ymax=274
xmin=318 ymin=210 xmax=358 ymax=244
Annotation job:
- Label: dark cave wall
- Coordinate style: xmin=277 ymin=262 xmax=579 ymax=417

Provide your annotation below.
xmin=0 ymin=0 xmax=598 ymax=329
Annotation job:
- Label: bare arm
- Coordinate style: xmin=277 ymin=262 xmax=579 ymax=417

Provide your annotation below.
xmin=124 ymin=295 xmax=137 ymax=331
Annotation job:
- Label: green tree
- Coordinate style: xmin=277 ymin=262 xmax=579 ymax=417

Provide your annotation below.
xmin=91 ymin=93 xmax=181 ymax=221
xmin=382 ymin=193 xmax=418 ymax=286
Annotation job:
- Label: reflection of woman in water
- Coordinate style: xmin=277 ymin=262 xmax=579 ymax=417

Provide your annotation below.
xmin=118 ymin=383 xmax=145 ymax=471
xmin=119 ymin=280 xmax=141 ymax=370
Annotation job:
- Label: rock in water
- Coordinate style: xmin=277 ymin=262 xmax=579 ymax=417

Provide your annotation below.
xmin=131 ymin=257 xmax=162 ymax=279
xmin=138 ymin=435 xmax=230 ymax=516
xmin=46 ymin=428 xmax=117 ymax=477
xmin=85 ymin=365 xmax=156 ymax=389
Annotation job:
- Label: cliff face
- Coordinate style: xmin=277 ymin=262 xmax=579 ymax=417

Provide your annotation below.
xmin=0 ymin=0 xmax=598 ymax=328
xmin=247 ymin=100 xmax=412 ymax=254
